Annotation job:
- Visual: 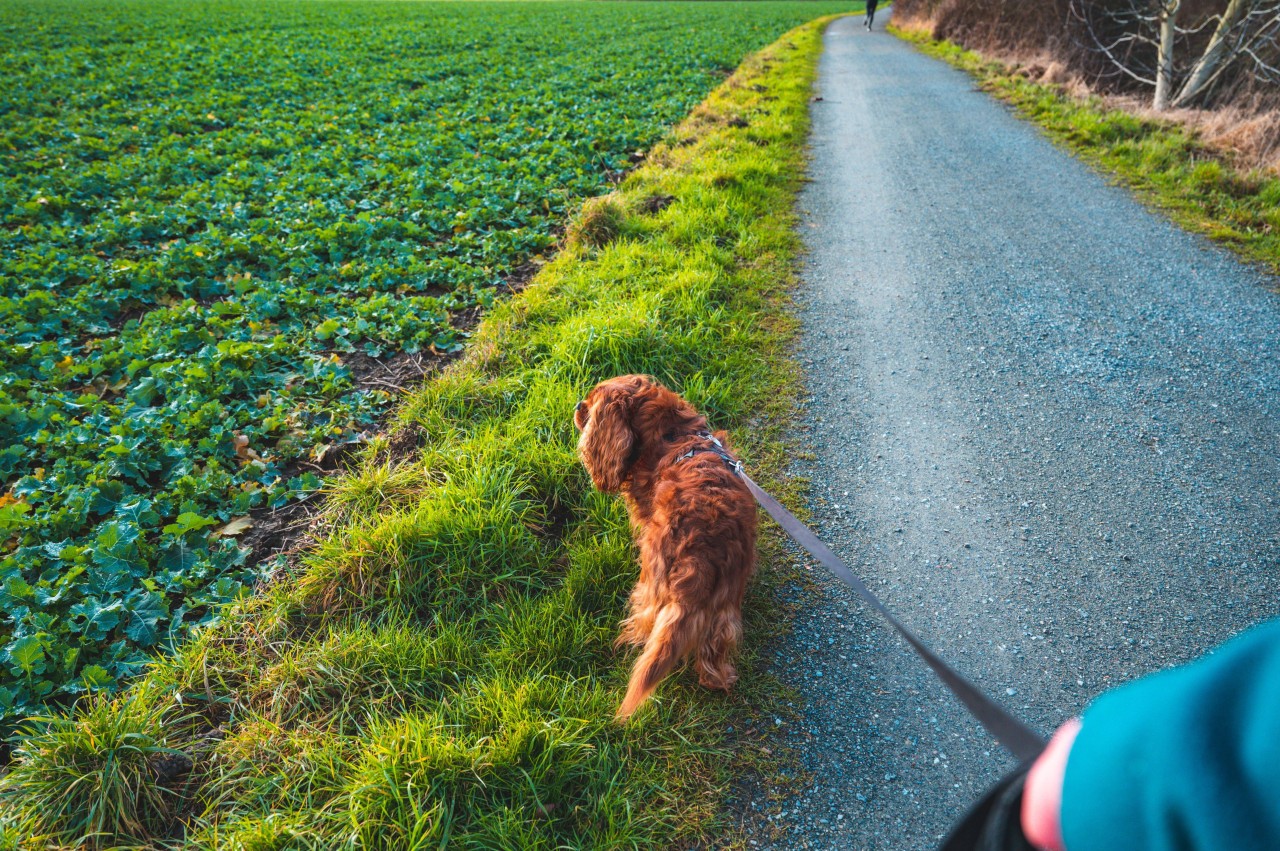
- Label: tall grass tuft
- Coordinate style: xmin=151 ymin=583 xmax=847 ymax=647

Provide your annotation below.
xmin=2 ymin=685 xmax=185 ymax=847
xmin=568 ymin=194 xmax=631 ymax=250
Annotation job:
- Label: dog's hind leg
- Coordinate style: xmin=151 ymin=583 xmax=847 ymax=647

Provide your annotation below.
xmin=616 ymin=580 xmax=659 ymax=649
xmin=616 ymin=603 xmax=703 ymax=720
xmin=696 ymin=606 xmax=742 ymax=691
xmin=616 ymin=550 xmax=664 ymax=648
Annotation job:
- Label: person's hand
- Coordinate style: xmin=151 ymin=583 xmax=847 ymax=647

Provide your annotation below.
xmin=1021 ymin=718 xmax=1082 ymax=851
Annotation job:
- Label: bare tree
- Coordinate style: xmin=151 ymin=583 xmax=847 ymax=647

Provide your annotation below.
xmin=1174 ymin=0 xmax=1280 ymax=106
xmin=1155 ymin=0 xmax=1181 ymax=109
xmin=1070 ymin=0 xmax=1280 ymax=109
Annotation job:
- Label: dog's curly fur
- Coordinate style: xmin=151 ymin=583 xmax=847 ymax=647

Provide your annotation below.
xmin=574 ymin=375 xmax=757 ymax=720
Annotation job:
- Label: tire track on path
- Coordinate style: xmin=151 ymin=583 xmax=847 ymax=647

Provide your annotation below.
xmin=746 ymin=15 xmax=1280 ymax=850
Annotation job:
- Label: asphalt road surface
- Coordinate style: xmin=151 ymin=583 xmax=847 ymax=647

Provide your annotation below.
xmin=745 ymin=14 xmax=1280 ymax=850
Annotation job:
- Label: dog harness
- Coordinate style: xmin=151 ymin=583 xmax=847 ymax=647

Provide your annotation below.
xmin=673 ymin=430 xmax=743 ymax=475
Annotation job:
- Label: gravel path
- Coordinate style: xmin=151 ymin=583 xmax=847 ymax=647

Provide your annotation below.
xmin=743 ymin=15 xmax=1280 ymax=850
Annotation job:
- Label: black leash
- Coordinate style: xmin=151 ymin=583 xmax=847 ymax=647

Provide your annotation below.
xmin=676 ymin=431 xmax=1044 ymax=760
xmin=739 ymin=469 xmax=1045 ymax=761
xmin=678 ymin=432 xmax=1043 ymax=848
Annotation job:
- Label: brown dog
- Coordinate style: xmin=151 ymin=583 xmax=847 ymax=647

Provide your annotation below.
xmin=574 ymin=375 xmax=757 ymax=720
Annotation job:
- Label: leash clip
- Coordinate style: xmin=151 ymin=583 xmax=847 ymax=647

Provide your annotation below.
xmin=676 ymin=431 xmax=742 ymax=476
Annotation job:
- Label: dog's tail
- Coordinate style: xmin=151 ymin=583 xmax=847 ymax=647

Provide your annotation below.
xmin=616 ymin=603 xmax=703 ymax=721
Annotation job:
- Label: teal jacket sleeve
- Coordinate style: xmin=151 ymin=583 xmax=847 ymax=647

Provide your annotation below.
xmin=1061 ymin=618 xmax=1280 ymax=851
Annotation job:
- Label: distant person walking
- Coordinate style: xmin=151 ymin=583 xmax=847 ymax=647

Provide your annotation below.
xmin=865 ymin=0 xmax=878 ymax=30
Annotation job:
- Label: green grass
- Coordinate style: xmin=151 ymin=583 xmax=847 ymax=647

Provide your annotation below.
xmin=0 ymin=11 xmax=850 ymax=848
xmin=0 ymin=0 xmax=857 ymax=729
xmin=894 ymin=28 xmax=1280 ymax=275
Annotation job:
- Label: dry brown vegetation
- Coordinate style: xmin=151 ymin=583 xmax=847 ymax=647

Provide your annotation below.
xmin=892 ymin=0 xmax=1280 ymax=171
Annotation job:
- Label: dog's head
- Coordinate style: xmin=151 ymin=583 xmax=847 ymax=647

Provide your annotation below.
xmin=574 ymin=374 xmax=703 ymax=491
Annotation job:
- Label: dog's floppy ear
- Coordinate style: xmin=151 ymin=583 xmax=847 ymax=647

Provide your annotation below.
xmin=580 ymin=398 xmax=634 ymax=492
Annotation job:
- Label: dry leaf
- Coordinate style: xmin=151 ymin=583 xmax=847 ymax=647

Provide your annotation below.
xmin=232 ymin=434 xmax=261 ymax=461
xmin=214 ymin=516 xmax=253 ymax=537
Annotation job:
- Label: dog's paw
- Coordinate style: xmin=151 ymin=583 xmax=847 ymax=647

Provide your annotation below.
xmin=697 ymin=665 xmax=737 ymax=692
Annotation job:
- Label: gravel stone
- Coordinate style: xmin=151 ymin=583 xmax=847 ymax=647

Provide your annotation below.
xmin=742 ymin=16 xmax=1280 ymax=850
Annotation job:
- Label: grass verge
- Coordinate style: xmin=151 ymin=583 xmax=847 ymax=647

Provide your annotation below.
xmin=0 ymin=13 xmax=850 ymax=849
xmin=893 ymin=26 xmax=1280 ymax=276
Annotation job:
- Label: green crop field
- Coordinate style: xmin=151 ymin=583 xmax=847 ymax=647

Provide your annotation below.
xmin=0 ymin=0 xmax=850 ymax=728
